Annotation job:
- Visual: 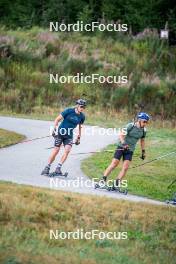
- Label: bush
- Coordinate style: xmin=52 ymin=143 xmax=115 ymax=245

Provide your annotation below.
xmin=0 ymin=28 xmax=176 ymax=119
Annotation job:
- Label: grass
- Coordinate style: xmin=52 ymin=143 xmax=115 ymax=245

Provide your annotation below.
xmin=0 ymin=128 xmax=25 ymax=148
xmin=82 ymin=127 xmax=176 ymax=201
xmin=0 ymin=107 xmax=128 ymax=128
xmin=0 ymin=107 xmax=175 ymax=129
xmin=0 ymin=181 xmax=176 ymax=264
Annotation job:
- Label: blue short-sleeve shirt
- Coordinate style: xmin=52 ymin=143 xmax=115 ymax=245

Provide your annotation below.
xmin=58 ymin=108 xmax=85 ymax=138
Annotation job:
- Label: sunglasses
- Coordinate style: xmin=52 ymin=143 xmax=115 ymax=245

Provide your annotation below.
xmin=142 ymin=120 xmax=148 ymax=123
xmin=79 ymin=105 xmax=86 ymax=109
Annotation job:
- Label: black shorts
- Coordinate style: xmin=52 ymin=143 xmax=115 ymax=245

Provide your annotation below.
xmin=54 ymin=133 xmax=73 ymax=147
xmin=114 ymin=146 xmax=133 ymax=161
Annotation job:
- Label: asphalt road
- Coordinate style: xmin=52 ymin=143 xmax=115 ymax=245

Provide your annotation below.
xmin=0 ymin=116 xmax=165 ymax=205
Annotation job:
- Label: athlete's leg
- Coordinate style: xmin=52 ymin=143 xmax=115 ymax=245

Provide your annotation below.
xmin=48 ymin=147 xmax=60 ymax=164
xmin=103 ymin=158 xmax=120 ymax=177
xmin=53 ymin=144 xmax=72 ymax=176
xmin=103 ymin=147 xmax=123 ymax=178
xmin=41 ymin=137 xmax=61 ymax=175
xmin=48 ymin=133 xmax=63 ymax=164
xmin=117 ymin=160 xmax=131 ymax=180
xmin=54 ymin=136 xmax=73 ymax=174
xmin=60 ymin=144 xmax=72 ymax=164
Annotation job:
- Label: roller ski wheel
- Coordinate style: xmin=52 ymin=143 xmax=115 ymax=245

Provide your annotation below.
xmin=94 ymin=183 xmax=99 ymax=189
xmin=116 ymin=188 xmax=128 ymax=195
xmin=124 ymin=189 xmax=128 ymax=195
xmin=49 ymin=172 xmax=68 ymax=178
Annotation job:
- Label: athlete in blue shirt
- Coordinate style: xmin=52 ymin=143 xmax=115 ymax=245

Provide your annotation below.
xmin=41 ymin=99 xmax=86 ymax=176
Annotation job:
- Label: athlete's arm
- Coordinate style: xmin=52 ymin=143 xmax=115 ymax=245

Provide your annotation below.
xmin=54 ymin=114 xmax=63 ymax=128
xmin=118 ymin=131 xmax=125 ymax=144
xmin=119 ymin=123 xmax=132 ymax=144
xmin=77 ymin=124 xmax=82 ymax=138
xmin=75 ymin=124 xmax=82 ymax=145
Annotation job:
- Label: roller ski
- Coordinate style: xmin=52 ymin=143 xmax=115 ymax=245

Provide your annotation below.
xmin=41 ymin=165 xmax=68 ymax=177
xmin=49 ymin=171 xmax=68 ymax=178
xmin=95 ymin=183 xmax=108 ymax=191
xmin=108 ymin=185 xmax=128 ymax=195
xmin=49 ymin=166 xmax=68 ymax=177
xmin=95 ymin=178 xmax=128 ymax=195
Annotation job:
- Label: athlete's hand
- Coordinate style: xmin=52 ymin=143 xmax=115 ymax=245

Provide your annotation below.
xmin=122 ymin=143 xmax=129 ymax=150
xmin=52 ymin=127 xmax=57 ymax=138
xmin=140 ymin=149 xmax=146 ymax=160
xmin=75 ymin=136 xmax=80 ymax=145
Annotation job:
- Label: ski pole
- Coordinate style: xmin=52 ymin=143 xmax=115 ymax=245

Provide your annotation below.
xmin=21 ymin=135 xmax=51 ymax=144
xmin=46 ymin=143 xmax=76 ymax=149
xmin=130 ymin=150 xmax=176 ymax=169
xmin=71 ymin=149 xmax=124 ymax=155
xmin=46 ymin=147 xmax=126 ymax=152
xmin=167 ymin=179 xmax=176 ymax=189
xmin=46 ymin=146 xmax=57 ymax=150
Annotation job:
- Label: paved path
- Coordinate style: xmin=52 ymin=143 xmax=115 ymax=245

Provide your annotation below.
xmin=0 ymin=116 xmax=165 ymax=206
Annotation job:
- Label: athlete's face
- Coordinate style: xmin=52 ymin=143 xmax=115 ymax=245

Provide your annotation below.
xmin=139 ymin=120 xmax=148 ymax=128
xmin=77 ymin=105 xmax=85 ymax=113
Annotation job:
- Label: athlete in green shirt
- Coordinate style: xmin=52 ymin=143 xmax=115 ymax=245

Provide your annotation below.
xmin=101 ymin=112 xmax=150 ymax=189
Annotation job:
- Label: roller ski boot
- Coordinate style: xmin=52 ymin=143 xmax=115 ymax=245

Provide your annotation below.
xmin=41 ymin=165 xmax=50 ymax=176
xmin=94 ymin=176 xmax=107 ymax=189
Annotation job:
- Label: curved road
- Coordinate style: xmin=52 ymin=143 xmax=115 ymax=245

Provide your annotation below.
xmin=0 ymin=116 xmax=165 ymax=205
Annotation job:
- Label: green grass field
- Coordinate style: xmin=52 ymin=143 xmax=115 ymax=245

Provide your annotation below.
xmin=82 ymin=127 xmax=176 ymax=201
xmin=0 ymin=128 xmax=25 ymax=148
xmin=0 ymin=182 xmax=176 ymax=264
